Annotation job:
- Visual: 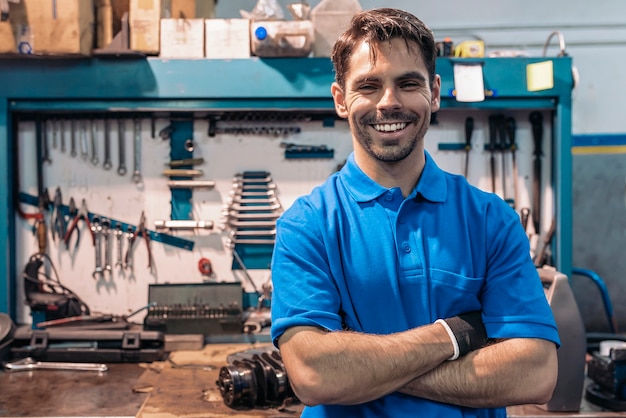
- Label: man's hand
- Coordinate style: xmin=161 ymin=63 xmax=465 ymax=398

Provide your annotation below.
xmin=437 ymin=311 xmax=488 ymax=359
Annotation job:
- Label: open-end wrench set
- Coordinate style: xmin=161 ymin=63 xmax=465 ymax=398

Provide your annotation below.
xmin=221 ymin=171 xmax=283 ymax=272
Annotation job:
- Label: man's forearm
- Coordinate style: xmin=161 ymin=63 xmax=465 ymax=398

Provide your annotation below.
xmin=399 ymin=338 xmax=558 ymax=408
xmin=278 ymin=324 xmax=453 ymax=405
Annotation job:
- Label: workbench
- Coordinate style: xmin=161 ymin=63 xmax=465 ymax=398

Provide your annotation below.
xmin=1 ymin=342 xmax=626 ymax=418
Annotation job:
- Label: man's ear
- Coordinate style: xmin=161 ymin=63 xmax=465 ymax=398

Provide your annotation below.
xmin=331 ymin=82 xmax=348 ymax=118
xmin=431 ymin=74 xmax=441 ymax=112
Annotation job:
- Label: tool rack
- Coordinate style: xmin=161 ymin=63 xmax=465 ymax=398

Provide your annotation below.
xmin=0 ymin=56 xmax=574 ymax=319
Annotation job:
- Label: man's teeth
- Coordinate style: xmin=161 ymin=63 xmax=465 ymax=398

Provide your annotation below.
xmin=373 ymin=123 xmax=407 ymax=132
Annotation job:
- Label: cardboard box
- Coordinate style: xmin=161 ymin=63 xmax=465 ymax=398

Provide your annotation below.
xmin=0 ymin=21 xmax=17 ymax=54
xmin=204 ymin=18 xmax=250 ymax=59
xmin=5 ymin=0 xmax=94 ymax=55
xmin=168 ymin=0 xmax=215 ymax=19
xmin=160 ymin=18 xmax=203 ymax=58
xmin=130 ymin=0 xmax=161 ymax=54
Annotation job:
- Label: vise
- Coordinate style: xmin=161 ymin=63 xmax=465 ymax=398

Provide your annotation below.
xmin=586 ymin=346 xmax=626 ymax=410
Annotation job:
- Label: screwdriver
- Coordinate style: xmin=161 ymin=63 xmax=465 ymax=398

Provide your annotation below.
xmin=505 ymin=117 xmax=518 ymax=210
xmin=488 ymin=115 xmax=499 ymax=194
xmin=464 ymin=116 xmax=474 ymax=178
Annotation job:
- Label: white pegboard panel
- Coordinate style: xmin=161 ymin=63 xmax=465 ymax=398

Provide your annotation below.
xmin=14 ymin=116 xmax=353 ymax=323
xmin=14 ymin=110 xmax=553 ymax=323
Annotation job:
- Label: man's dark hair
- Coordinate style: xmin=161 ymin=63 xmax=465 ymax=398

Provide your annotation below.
xmin=330 ymin=8 xmax=437 ymax=89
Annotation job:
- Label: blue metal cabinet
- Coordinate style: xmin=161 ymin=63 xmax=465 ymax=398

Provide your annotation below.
xmin=0 ymin=56 xmax=573 ymax=318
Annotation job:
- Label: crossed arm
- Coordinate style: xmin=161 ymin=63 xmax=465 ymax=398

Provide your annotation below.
xmin=277 ymin=325 xmax=558 ymax=408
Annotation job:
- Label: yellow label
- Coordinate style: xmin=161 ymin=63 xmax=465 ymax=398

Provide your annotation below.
xmin=527 ymin=61 xmax=554 ymax=92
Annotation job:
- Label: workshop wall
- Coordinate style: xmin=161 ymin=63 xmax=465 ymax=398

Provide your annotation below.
xmin=12 ymin=1 xmax=626 ymax=332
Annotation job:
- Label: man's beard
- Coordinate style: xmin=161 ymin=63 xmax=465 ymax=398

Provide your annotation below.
xmin=353 ymin=111 xmax=423 ymax=163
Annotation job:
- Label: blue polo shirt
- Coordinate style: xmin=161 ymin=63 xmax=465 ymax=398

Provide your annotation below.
xmin=271 ymin=151 xmax=560 ymax=418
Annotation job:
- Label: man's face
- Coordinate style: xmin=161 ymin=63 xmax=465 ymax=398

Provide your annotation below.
xmin=332 ymin=39 xmax=440 ymax=164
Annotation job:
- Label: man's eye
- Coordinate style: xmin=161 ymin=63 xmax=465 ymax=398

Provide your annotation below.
xmin=400 ymin=81 xmax=420 ymax=89
xmin=358 ymin=84 xmax=377 ymax=91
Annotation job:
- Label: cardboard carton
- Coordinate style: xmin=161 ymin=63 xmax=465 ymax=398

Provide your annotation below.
xmin=205 ymin=18 xmax=250 ymax=59
xmin=0 ymin=21 xmax=16 ymax=54
xmin=129 ymin=0 xmax=160 ymax=54
xmin=160 ymin=18 xmax=203 ymax=58
xmin=5 ymin=0 xmax=94 ymax=55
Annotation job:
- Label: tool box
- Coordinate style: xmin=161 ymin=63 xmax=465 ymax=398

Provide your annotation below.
xmin=143 ymin=282 xmax=244 ymax=335
xmin=10 ymin=326 xmax=165 ymax=363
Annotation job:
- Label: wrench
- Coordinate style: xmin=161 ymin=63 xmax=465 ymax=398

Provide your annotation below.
xmin=103 ymin=118 xmax=112 ymax=170
xmin=60 ymin=119 xmax=66 ymax=153
xmin=102 ymin=218 xmax=112 ymax=272
xmin=80 ymin=119 xmax=89 ymax=160
xmin=50 ymin=119 xmax=58 ymax=149
xmin=114 ymin=224 xmax=124 ymax=269
xmin=70 ymin=119 xmax=77 ymax=157
xmin=124 ymin=226 xmax=135 ymax=270
xmin=90 ymin=119 xmax=99 ymax=166
xmin=117 ymin=119 xmax=127 ymax=176
xmin=3 ymin=357 xmax=107 ymax=373
xmin=132 ymin=118 xmax=143 ymax=184
xmin=91 ymin=218 xmax=104 ymax=279
xmin=41 ymin=119 xmax=51 ymax=164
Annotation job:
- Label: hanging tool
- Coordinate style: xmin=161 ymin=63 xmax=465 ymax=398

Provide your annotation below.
xmin=488 ymin=115 xmax=499 ymax=194
xmin=464 ymin=116 xmax=474 ymax=178
xmin=132 ymin=118 xmax=143 ymax=184
xmin=63 ymin=198 xmax=95 ymax=250
xmin=51 ymin=187 xmax=67 ymax=243
xmin=167 ymin=157 xmax=205 ymax=167
xmin=70 ymin=119 xmax=77 ymax=157
xmin=59 ymin=119 xmax=66 ymax=153
xmin=42 ymin=118 xmax=51 ymax=165
xmin=520 ymin=207 xmax=531 ymax=237
xmin=506 ymin=117 xmax=518 ymax=210
xmin=124 ymin=226 xmax=135 ymax=270
xmin=495 ymin=114 xmax=514 ymax=208
xmin=91 ymin=217 xmax=104 ymax=279
xmin=90 ymin=118 xmax=99 ymax=166
xmin=114 ymin=224 xmax=124 ymax=269
xmin=103 ymin=118 xmax=112 ymax=170
xmin=529 ymin=111 xmax=544 ymax=235
xmin=534 ymin=217 xmax=556 ymax=267
xmin=80 ymin=119 xmax=89 ymax=160
xmin=125 ymin=211 xmax=153 ymax=271
xmin=117 ymin=119 xmax=127 ymax=176
xmin=35 ymin=118 xmax=49 ymax=255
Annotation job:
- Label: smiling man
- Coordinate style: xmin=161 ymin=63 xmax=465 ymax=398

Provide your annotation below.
xmin=270 ymin=8 xmax=560 ymax=418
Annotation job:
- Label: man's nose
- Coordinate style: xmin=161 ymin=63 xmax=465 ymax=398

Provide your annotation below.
xmin=377 ymin=87 xmax=402 ymax=110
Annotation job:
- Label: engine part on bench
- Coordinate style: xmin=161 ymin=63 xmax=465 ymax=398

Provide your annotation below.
xmin=216 ymin=348 xmax=298 ymax=408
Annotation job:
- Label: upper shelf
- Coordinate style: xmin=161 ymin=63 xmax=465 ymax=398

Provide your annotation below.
xmin=0 ymin=56 xmax=573 ymax=111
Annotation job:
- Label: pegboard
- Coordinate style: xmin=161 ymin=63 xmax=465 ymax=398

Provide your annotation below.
xmin=13 ymin=108 xmax=554 ymax=324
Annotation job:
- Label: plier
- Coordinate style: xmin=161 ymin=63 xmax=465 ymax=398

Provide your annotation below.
xmin=51 ymin=187 xmax=67 ymax=243
xmin=63 ymin=198 xmax=95 ymax=250
xmin=125 ymin=211 xmax=154 ymax=270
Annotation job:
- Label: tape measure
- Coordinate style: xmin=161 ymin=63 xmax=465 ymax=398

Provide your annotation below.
xmin=454 ymin=41 xmax=485 ymax=58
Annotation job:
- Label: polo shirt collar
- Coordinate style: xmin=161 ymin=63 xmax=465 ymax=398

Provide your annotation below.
xmin=340 ymin=151 xmax=447 ymax=203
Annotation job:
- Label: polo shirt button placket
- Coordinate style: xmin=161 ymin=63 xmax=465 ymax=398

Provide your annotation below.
xmin=403 ymin=243 xmax=411 ymax=253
